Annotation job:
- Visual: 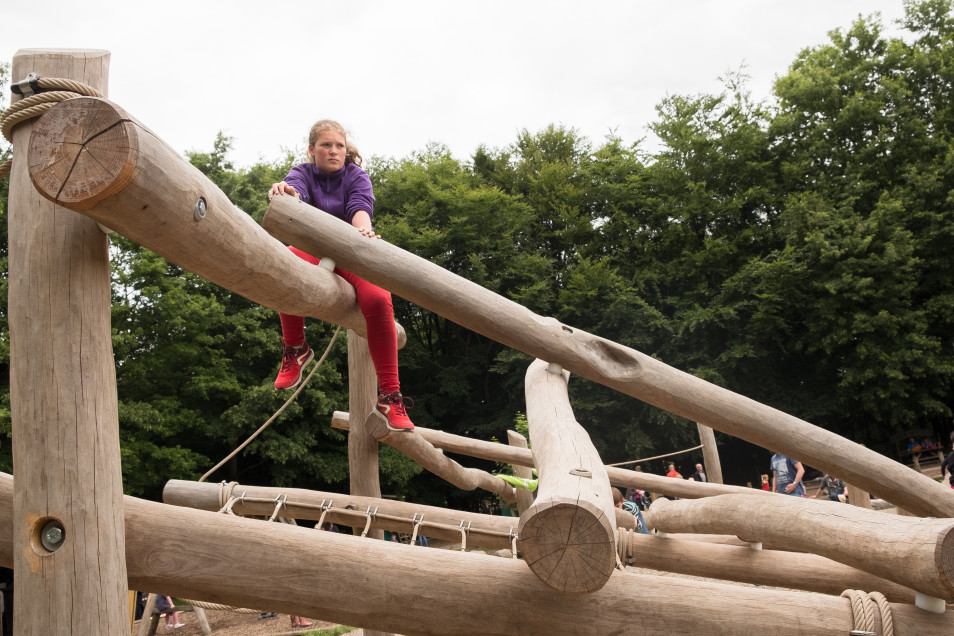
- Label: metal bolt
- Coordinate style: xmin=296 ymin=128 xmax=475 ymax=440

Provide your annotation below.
xmin=40 ymin=520 xmax=65 ymax=552
xmin=194 ymin=197 xmax=207 ymax=221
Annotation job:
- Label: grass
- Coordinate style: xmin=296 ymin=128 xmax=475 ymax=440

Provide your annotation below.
xmin=304 ymin=625 xmax=357 ymax=636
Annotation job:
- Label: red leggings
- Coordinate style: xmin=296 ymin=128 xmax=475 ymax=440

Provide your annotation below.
xmin=280 ymin=246 xmax=400 ymax=394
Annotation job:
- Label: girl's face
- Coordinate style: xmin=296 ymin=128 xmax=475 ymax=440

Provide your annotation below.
xmin=309 ymin=130 xmax=347 ymax=173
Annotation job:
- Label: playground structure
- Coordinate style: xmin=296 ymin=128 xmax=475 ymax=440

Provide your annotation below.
xmin=4 ymin=48 xmax=954 ymax=634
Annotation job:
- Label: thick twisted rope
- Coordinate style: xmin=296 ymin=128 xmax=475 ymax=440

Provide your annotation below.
xmin=840 ymin=589 xmax=893 ymax=636
xmin=616 ymin=527 xmax=637 ymax=566
xmin=0 ymin=76 xmax=104 ymax=179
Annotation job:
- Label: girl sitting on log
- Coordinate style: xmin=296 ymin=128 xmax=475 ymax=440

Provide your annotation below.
xmin=268 ymin=120 xmax=414 ymax=432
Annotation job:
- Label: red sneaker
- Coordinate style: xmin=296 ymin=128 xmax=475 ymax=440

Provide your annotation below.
xmin=375 ymin=391 xmax=415 ymax=432
xmin=274 ymin=344 xmax=314 ymax=389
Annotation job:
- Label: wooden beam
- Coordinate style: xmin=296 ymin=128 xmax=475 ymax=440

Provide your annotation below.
xmin=696 ymin=422 xmax=723 ymax=484
xmin=507 ymin=430 xmax=535 ymax=515
xmin=628 ymin=532 xmax=917 ymax=603
xmin=25 ymin=95 xmax=399 ymax=343
xmin=331 ymin=411 xmax=773 ymax=500
xmin=9 ymin=48 xmax=129 ymax=635
xmin=649 ymin=494 xmax=954 ymax=601
xmin=263 ymin=196 xmax=954 ymax=518
xmin=1 ymin=475 xmax=947 ymax=635
xmin=517 ymin=360 xmax=616 ymax=594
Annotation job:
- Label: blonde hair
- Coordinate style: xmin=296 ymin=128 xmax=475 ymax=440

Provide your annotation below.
xmin=308 ymin=119 xmax=362 ymax=167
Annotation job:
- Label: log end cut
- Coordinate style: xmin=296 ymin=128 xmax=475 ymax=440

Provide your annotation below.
xmin=28 ymin=97 xmax=138 ymax=211
xmin=517 ymin=497 xmax=617 ymax=594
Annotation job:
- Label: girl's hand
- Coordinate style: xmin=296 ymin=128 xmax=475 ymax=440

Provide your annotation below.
xmin=268 ymin=181 xmax=299 ymax=200
xmin=357 ymin=225 xmax=381 ymax=240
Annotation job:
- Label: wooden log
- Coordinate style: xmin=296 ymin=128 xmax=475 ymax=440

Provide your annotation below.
xmin=263 ymin=196 xmax=954 ymax=518
xmin=507 ymin=430 xmax=536 ymax=515
xmin=518 ymin=360 xmax=616 ymax=594
xmin=347 ymin=331 xmax=385 ymax=536
xmin=25 ymin=95 xmax=397 ymax=343
xmin=362 ymin=411 xmax=516 ymax=503
xmin=331 ymin=411 xmax=769 ymax=501
xmin=9 ymin=48 xmax=129 ymax=635
xmin=626 ymin=532 xmax=918 ymax=603
xmin=649 ymin=494 xmax=954 ymax=601
xmin=696 ymin=422 xmax=723 ymax=484
xmin=0 ymin=474 xmax=950 ymax=635
xmin=846 ymin=482 xmax=873 ymax=510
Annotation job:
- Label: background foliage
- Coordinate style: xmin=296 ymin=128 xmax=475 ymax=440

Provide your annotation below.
xmin=1 ymin=1 xmax=953 ymax=505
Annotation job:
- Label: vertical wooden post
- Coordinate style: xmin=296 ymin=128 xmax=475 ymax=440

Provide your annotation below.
xmin=346 ymin=330 xmax=393 ymax=636
xmin=507 ymin=430 xmax=535 ymax=515
xmin=845 ymin=483 xmax=872 ymax=510
xmin=9 ymin=49 xmax=128 ymax=634
xmin=695 ymin=422 xmax=723 ymax=484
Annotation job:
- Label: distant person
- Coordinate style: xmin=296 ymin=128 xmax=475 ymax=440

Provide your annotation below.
xmin=904 ymin=437 xmax=923 ymax=462
xmin=153 ymin=594 xmax=183 ymax=629
xmin=268 ymin=119 xmax=415 ymax=432
xmin=811 ymin=474 xmax=847 ymax=502
xmin=941 ymin=432 xmax=954 ymax=489
xmin=689 ymin=463 xmax=707 ymax=482
xmin=666 ymin=463 xmax=683 ymax=479
xmin=613 ymin=487 xmax=650 ymax=534
xmin=770 ymin=452 xmax=806 ymax=497
xmin=760 ymin=474 xmax=770 ymax=491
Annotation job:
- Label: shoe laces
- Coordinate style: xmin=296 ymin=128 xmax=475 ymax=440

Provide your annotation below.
xmin=280 ymin=345 xmax=303 ymax=372
xmin=380 ymin=391 xmax=413 ymax=415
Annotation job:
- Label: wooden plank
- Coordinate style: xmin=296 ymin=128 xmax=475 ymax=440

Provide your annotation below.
xmin=9 ymin=48 xmax=128 ymax=635
xmin=649 ymin=494 xmax=954 ymax=601
xmin=518 ymin=360 xmax=616 ymax=594
xmin=262 ymin=195 xmax=954 ymax=518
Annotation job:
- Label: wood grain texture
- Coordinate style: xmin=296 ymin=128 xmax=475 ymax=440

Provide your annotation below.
xmin=649 ymin=494 xmax=954 ymax=601
xmin=26 ymin=95 xmax=402 ymax=343
xmin=9 ymin=48 xmax=129 ymax=635
xmin=2 ymin=473 xmax=951 ymax=636
xmin=517 ymin=360 xmax=616 ymax=594
xmin=262 ymin=195 xmax=954 ymax=518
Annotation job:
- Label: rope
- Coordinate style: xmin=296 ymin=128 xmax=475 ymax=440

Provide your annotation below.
xmin=616 ymin=527 xmax=637 ymax=566
xmin=0 ymin=75 xmax=104 ymax=180
xmin=198 ymin=327 xmax=341 ymax=482
xmin=607 ymin=444 xmax=705 ymax=467
xmin=840 ymin=589 xmax=894 ymax=636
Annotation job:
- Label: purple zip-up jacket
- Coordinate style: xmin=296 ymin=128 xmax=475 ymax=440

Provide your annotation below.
xmin=283 ymin=162 xmax=375 ymax=225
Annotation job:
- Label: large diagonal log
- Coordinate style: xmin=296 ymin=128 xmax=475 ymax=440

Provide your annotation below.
xmin=649 ymin=494 xmax=954 ymax=602
xmin=0 ymin=475 xmax=949 ymax=635
xmin=263 ymin=196 xmax=954 ymax=518
xmin=25 ymin=95 xmax=399 ymax=343
xmin=331 ymin=411 xmax=773 ymax=500
xmin=9 ymin=48 xmax=129 ymax=635
xmin=362 ymin=412 xmax=516 ymax=503
xmin=518 ymin=360 xmax=616 ymax=594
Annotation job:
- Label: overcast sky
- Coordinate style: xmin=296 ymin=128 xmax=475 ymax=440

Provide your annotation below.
xmin=3 ymin=1 xmax=911 ymax=168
